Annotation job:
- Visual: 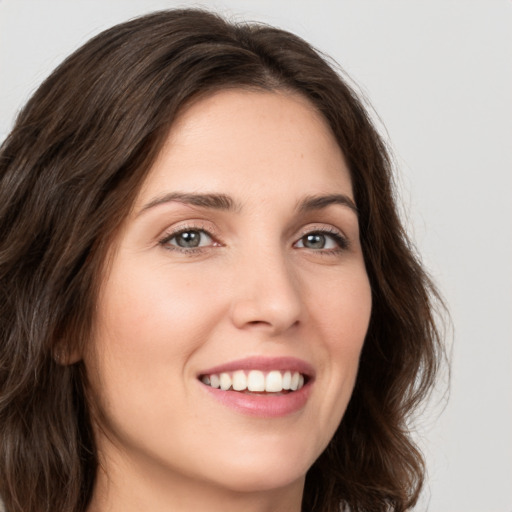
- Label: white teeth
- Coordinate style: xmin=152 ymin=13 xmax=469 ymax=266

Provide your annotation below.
xmin=219 ymin=372 xmax=231 ymax=391
xmin=265 ymin=370 xmax=283 ymax=392
xmin=247 ymin=370 xmax=265 ymax=392
xmin=232 ymin=370 xmax=247 ymax=391
xmin=282 ymin=371 xmax=292 ymax=390
xmin=290 ymin=372 xmax=300 ymax=391
xmin=201 ymin=370 xmax=306 ymax=393
xmin=210 ymin=374 xmax=220 ymax=389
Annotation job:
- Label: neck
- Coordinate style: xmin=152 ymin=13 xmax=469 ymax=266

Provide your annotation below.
xmin=86 ymin=450 xmax=305 ymax=512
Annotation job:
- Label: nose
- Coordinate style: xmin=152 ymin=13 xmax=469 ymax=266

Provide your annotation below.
xmin=229 ymin=248 xmax=303 ymax=335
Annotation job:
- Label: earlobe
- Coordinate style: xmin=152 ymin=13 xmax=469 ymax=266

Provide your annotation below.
xmin=52 ymin=345 xmax=82 ymax=365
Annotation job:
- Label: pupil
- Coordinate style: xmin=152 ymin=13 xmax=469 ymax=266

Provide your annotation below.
xmin=177 ymin=231 xmax=200 ymax=248
xmin=305 ymin=233 xmax=325 ymax=249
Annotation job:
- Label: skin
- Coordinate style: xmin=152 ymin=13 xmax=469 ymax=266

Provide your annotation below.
xmin=84 ymin=90 xmax=372 ymax=512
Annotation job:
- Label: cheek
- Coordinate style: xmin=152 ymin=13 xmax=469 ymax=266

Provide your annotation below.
xmin=96 ymin=259 xmax=223 ymax=361
xmin=305 ymin=267 xmax=372 ymax=427
xmin=85 ymin=259 xmax=226 ymax=443
xmin=86 ymin=259 xmax=225 ymax=425
xmin=309 ymin=264 xmax=372 ymax=353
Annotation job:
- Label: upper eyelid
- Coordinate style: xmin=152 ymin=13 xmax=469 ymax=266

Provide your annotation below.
xmin=159 ymin=221 xmax=218 ymax=239
xmin=294 ymin=224 xmax=351 ymax=251
xmin=296 ymin=223 xmax=347 ymax=239
xmin=158 ymin=226 xmax=219 ymax=254
xmin=161 ymin=227 xmax=214 ymax=241
xmin=157 ymin=221 xmax=349 ymax=245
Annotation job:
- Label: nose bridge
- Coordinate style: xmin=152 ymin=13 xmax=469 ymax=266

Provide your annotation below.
xmin=230 ymin=238 xmax=303 ymax=333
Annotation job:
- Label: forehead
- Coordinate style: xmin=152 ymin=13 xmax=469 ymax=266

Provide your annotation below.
xmin=135 ymin=89 xmax=353 ymax=206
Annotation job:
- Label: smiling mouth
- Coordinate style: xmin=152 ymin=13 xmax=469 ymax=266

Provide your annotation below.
xmin=199 ymin=370 xmax=307 ymax=394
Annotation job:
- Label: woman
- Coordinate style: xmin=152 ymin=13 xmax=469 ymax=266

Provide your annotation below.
xmin=0 ymin=9 xmax=443 ymax=512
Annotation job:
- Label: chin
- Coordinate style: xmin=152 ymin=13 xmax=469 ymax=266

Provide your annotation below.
xmin=194 ymin=441 xmax=318 ymax=494
xmin=209 ymin=464 xmax=307 ymax=494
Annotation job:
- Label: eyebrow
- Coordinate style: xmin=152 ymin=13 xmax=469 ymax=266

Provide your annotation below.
xmin=138 ymin=192 xmax=241 ymax=216
xmin=297 ymin=194 xmax=358 ymax=215
xmin=138 ymin=191 xmax=357 ymax=217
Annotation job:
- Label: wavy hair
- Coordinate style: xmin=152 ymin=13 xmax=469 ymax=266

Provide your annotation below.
xmin=0 ymin=9 xmax=444 ymax=512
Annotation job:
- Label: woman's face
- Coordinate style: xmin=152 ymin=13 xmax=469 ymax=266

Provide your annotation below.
xmin=85 ymin=90 xmax=372 ymax=502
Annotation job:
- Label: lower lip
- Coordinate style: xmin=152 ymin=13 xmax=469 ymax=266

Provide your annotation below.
xmin=200 ymin=381 xmax=313 ymax=418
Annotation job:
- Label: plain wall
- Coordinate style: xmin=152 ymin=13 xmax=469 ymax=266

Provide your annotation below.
xmin=1 ymin=1 xmax=511 ymax=511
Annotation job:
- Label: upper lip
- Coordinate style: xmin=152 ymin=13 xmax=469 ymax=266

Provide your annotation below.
xmin=198 ymin=356 xmax=315 ymax=379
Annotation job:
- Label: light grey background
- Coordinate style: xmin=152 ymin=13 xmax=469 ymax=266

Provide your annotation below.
xmin=1 ymin=1 xmax=511 ymax=511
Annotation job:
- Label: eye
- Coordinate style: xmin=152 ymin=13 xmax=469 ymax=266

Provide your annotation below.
xmin=161 ymin=229 xmax=214 ymax=250
xmin=294 ymin=230 xmax=348 ymax=251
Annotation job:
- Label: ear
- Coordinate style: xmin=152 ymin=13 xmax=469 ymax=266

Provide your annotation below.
xmin=52 ymin=344 xmax=82 ymax=365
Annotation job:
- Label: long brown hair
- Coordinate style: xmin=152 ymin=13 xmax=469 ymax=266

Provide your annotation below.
xmin=0 ymin=9 xmax=444 ymax=512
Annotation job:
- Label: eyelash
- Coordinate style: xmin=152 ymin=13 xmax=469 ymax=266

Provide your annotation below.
xmin=158 ymin=225 xmax=349 ymax=255
xmin=295 ymin=227 xmax=350 ymax=255
xmin=158 ymin=224 xmax=219 ymax=255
